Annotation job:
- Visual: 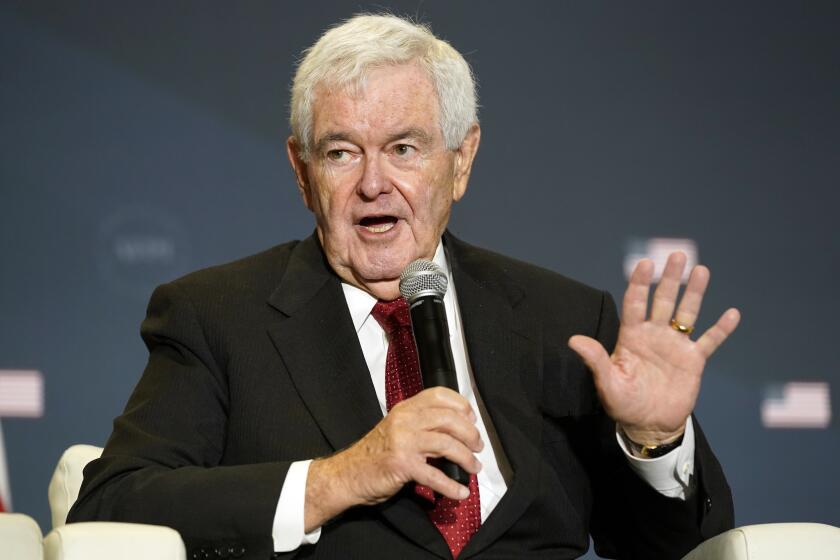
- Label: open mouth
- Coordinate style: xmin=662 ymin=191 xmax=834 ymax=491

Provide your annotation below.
xmin=359 ymin=215 xmax=398 ymax=233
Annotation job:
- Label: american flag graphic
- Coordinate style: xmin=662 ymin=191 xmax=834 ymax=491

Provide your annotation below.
xmin=624 ymin=238 xmax=699 ymax=284
xmin=0 ymin=369 xmax=45 ymax=511
xmin=0 ymin=421 xmax=9 ymax=512
xmin=761 ymin=382 xmax=832 ymax=429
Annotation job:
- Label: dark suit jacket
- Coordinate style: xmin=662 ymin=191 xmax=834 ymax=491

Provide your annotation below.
xmin=69 ymin=232 xmax=734 ymax=559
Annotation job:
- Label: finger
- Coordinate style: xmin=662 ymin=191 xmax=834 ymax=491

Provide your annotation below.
xmin=673 ymin=265 xmax=710 ymax=329
xmin=696 ymin=308 xmax=741 ymax=358
xmin=650 ymin=252 xmax=687 ymax=324
xmin=416 ymin=408 xmax=484 ymax=453
xmin=413 ymin=462 xmax=471 ymax=501
xmin=403 ymin=387 xmax=476 ymax=423
xmin=622 ymin=259 xmax=654 ymax=326
xmin=568 ymin=335 xmax=612 ymax=378
xmin=415 ymin=431 xmax=482 ymax=475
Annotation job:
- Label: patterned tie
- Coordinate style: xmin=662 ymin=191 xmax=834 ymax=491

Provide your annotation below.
xmin=371 ymin=298 xmax=481 ymax=559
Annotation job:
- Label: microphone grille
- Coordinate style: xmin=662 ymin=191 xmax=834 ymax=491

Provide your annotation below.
xmin=399 ymin=259 xmax=448 ymax=302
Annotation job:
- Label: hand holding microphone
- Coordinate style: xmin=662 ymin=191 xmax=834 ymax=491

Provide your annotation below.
xmin=400 ymin=259 xmax=472 ymax=486
xmin=304 ymin=260 xmax=479 ymax=529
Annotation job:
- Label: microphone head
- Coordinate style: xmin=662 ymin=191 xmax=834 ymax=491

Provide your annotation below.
xmin=399 ymin=259 xmax=448 ymax=302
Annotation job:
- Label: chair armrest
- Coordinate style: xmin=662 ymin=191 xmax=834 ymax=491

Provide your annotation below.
xmin=44 ymin=522 xmax=186 ymax=560
xmin=0 ymin=513 xmax=44 ymax=560
xmin=682 ymin=523 xmax=840 ymax=560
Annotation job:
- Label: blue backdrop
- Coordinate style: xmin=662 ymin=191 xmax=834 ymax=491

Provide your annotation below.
xmin=1 ymin=2 xmax=838 ymax=557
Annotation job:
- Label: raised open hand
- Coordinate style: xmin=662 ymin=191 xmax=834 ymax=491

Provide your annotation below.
xmin=569 ymin=252 xmax=741 ymax=446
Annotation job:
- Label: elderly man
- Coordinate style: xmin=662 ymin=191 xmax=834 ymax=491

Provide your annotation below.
xmin=70 ymin=14 xmax=740 ymax=560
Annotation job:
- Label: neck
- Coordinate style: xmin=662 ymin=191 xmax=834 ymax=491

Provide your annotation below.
xmin=357 ymin=278 xmax=401 ymax=301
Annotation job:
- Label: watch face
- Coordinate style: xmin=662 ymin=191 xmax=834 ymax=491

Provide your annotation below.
xmin=620 ymin=428 xmax=684 ymax=459
xmin=641 ymin=436 xmax=684 ymax=459
xmin=641 ymin=445 xmax=663 ymax=459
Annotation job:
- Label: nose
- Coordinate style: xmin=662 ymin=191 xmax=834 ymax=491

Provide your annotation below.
xmin=356 ymin=154 xmax=393 ymax=200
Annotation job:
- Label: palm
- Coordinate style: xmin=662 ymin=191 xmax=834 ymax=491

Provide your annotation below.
xmin=569 ymin=253 xmax=740 ymax=444
xmin=605 ymin=319 xmax=707 ymax=435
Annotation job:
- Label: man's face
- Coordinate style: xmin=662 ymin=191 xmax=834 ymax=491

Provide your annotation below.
xmin=288 ymin=62 xmax=480 ymax=300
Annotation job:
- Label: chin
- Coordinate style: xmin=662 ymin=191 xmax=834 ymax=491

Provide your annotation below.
xmin=355 ymin=258 xmax=407 ymax=282
xmin=357 ymin=244 xmax=418 ymax=277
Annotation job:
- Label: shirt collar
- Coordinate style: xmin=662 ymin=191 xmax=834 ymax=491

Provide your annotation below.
xmin=341 ymin=241 xmax=449 ymax=333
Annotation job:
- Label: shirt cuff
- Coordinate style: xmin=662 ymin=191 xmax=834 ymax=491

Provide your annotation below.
xmin=615 ymin=417 xmax=696 ymax=500
xmin=272 ymin=459 xmax=322 ymax=552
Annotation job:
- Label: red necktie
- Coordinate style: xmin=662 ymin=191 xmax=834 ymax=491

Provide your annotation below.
xmin=371 ymin=298 xmax=481 ymax=559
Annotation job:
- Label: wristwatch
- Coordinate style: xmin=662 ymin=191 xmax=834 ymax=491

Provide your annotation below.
xmin=622 ymin=430 xmax=684 ymax=459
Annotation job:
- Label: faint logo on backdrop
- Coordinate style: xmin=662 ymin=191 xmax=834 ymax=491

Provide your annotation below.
xmin=98 ymin=206 xmax=191 ymax=297
xmin=623 ymin=238 xmax=699 ymax=283
xmin=761 ymin=382 xmax=832 ymax=429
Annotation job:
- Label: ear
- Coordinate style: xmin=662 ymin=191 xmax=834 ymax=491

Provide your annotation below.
xmin=452 ymin=124 xmax=481 ymax=202
xmin=286 ymin=136 xmax=313 ymax=211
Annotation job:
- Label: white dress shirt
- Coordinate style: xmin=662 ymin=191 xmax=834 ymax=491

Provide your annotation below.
xmin=271 ymin=242 xmax=695 ymax=552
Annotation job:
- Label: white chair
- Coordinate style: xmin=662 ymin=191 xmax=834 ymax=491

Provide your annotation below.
xmin=44 ymin=444 xmax=186 ymax=560
xmin=47 ymin=444 xmax=102 ymax=529
xmin=682 ymin=523 xmax=840 ymax=560
xmin=43 ymin=522 xmax=186 ymax=560
xmin=0 ymin=512 xmax=44 ymax=560
xmin=47 ymin=444 xmax=840 ymax=560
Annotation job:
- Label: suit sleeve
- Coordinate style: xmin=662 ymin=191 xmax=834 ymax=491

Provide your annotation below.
xmin=587 ymin=291 xmax=735 ymax=560
xmin=68 ymin=281 xmax=291 ymax=558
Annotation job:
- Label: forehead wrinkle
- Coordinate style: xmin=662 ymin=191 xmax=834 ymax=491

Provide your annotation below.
xmin=311 ymin=65 xmax=441 ymax=153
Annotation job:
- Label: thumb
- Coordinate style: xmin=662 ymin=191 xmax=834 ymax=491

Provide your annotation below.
xmin=568 ymin=335 xmax=611 ymax=377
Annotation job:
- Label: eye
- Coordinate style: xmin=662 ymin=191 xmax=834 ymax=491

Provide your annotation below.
xmin=394 ymin=144 xmax=414 ymax=156
xmin=326 ymin=149 xmax=347 ymax=161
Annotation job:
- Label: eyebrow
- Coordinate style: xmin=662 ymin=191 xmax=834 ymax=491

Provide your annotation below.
xmin=313 ymin=132 xmax=353 ymax=154
xmin=384 ymin=128 xmax=434 ymax=146
xmin=313 ymin=127 xmax=434 ymax=154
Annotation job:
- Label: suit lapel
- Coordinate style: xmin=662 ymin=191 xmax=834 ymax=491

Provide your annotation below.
xmin=266 ymin=235 xmax=382 ymax=452
xmin=266 ymin=235 xmax=451 ymax=558
xmin=445 ymin=233 xmax=544 ymax=559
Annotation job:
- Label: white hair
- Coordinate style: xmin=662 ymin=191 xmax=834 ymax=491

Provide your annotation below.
xmin=290 ymin=14 xmax=478 ymax=160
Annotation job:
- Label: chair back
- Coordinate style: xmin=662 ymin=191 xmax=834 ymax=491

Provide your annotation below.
xmin=682 ymin=523 xmax=840 ymax=560
xmin=47 ymin=444 xmax=103 ymax=529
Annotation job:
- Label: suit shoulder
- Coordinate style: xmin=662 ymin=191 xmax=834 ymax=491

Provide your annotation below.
xmin=160 ymin=240 xmax=300 ymax=301
xmin=450 ymin=235 xmax=608 ymax=303
xmin=447 ymin=234 xmax=617 ymax=342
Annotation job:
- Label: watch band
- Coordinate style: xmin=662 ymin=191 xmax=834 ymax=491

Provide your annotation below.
xmin=622 ymin=430 xmax=685 ymax=459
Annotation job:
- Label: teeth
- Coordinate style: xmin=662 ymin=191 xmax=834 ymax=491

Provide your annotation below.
xmin=364 ymin=222 xmax=395 ymax=233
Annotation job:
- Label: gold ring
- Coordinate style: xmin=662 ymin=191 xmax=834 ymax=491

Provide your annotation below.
xmin=670 ymin=318 xmax=695 ymax=335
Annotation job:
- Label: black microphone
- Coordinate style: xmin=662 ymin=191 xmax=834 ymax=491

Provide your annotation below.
xmin=399 ymin=259 xmax=470 ymax=486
